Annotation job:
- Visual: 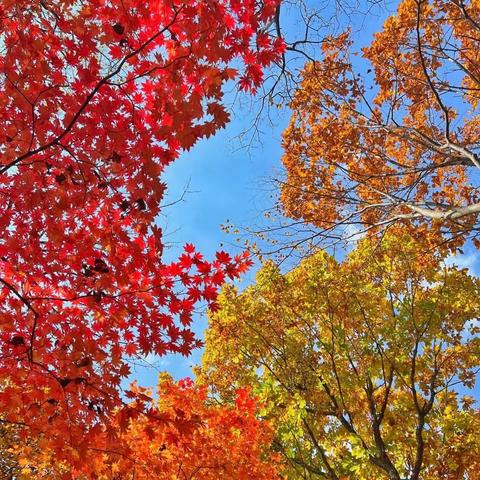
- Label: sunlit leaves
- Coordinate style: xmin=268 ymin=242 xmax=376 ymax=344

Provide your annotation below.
xmin=280 ymin=0 xmax=480 ymax=246
xmin=0 ymin=0 xmax=280 ymax=467
xmin=200 ymin=231 xmax=480 ymax=479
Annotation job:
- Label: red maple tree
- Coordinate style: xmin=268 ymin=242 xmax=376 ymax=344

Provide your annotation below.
xmin=4 ymin=378 xmax=283 ymax=478
xmin=0 ymin=0 xmax=282 ymax=460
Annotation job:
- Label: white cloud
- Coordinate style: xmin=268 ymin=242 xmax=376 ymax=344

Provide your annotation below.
xmin=445 ymin=251 xmax=479 ymax=275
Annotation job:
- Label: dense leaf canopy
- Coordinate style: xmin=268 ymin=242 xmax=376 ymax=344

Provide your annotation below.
xmin=201 ymin=231 xmax=480 ymax=479
xmin=7 ymin=376 xmax=282 ymax=479
xmin=281 ymin=0 xmax=480 ymax=245
xmin=0 ymin=0 xmax=282 ymax=467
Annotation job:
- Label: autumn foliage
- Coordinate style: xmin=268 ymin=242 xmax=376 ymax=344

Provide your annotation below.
xmin=0 ymin=0 xmax=283 ymax=467
xmin=201 ymin=231 xmax=480 ymax=480
xmin=3 ymin=0 xmax=480 ymax=477
xmin=7 ymin=376 xmax=281 ymax=479
xmin=281 ymin=0 xmax=480 ymax=245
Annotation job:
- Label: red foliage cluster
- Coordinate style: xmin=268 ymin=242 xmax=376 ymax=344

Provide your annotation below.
xmin=0 ymin=0 xmax=282 ymax=457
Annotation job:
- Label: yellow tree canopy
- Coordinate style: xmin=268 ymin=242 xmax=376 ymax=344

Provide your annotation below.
xmin=200 ymin=232 xmax=480 ymax=480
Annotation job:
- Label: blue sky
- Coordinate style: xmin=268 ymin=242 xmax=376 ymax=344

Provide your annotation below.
xmin=129 ymin=98 xmax=289 ymax=384
xmin=128 ymin=0 xmax=480 ymax=389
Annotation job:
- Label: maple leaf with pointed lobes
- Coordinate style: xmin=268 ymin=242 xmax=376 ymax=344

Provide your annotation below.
xmin=178 ymin=253 xmax=193 ymax=269
xmin=215 ymin=251 xmax=231 ymax=263
xmin=184 ymin=243 xmax=196 ymax=254
xmin=210 ymin=270 xmax=226 ymax=285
